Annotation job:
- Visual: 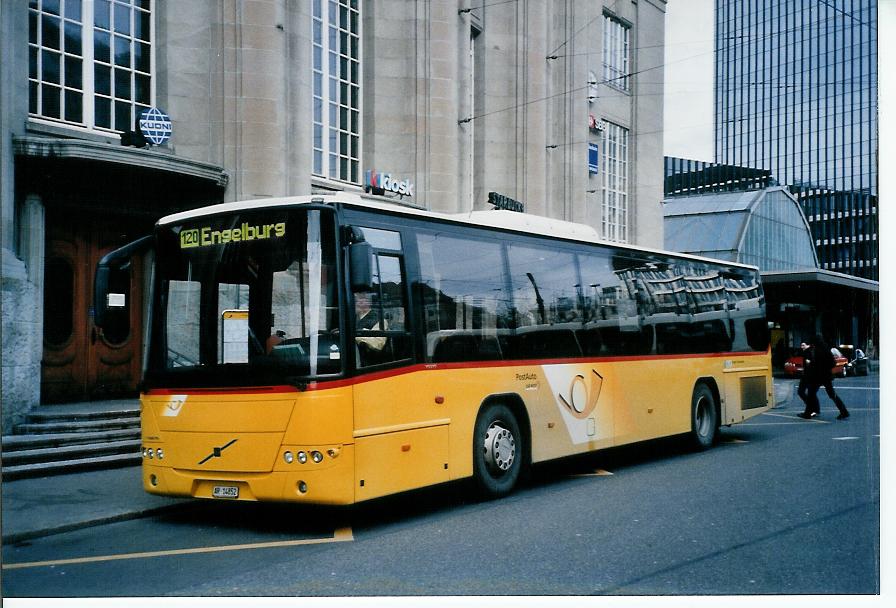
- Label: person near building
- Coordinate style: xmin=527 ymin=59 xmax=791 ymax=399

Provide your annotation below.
xmin=798 ymin=335 xmax=850 ymax=420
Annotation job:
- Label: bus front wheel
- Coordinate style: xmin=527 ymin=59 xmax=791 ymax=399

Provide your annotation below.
xmin=690 ymin=383 xmax=719 ymax=450
xmin=473 ymin=403 xmax=523 ymax=498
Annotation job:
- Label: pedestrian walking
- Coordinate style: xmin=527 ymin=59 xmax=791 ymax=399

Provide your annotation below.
xmin=798 ymin=334 xmax=850 ymax=420
xmin=796 ymin=341 xmax=812 ymax=407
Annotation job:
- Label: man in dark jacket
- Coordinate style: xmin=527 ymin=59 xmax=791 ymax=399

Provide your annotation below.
xmin=798 ymin=334 xmax=850 ymax=420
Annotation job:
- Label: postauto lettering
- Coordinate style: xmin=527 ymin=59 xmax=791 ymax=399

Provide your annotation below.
xmin=180 ymin=222 xmax=286 ymax=249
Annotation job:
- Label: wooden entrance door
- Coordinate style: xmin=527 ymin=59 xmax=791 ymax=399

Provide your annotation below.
xmin=41 ymin=215 xmax=145 ymax=403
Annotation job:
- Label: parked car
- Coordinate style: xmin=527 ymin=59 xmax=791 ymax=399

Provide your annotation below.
xmin=783 ymin=348 xmax=848 ymax=377
xmin=839 ymin=345 xmax=870 ymax=376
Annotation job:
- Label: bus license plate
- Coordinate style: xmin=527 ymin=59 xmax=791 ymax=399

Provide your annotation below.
xmin=212 ymin=485 xmax=239 ymax=499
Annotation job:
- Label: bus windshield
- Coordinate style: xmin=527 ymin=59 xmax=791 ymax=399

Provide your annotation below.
xmin=146 ymin=207 xmax=341 ymax=387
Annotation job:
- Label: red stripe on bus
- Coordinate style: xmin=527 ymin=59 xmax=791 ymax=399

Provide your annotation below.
xmin=145 ymin=385 xmax=300 ymax=395
xmin=143 ymin=350 xmax=769 ymax=396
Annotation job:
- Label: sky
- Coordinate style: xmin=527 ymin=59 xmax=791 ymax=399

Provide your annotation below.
xmin=663 ymin=0 xmax=716 ymax=162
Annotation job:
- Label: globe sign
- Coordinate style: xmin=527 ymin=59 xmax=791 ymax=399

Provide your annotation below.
xmin=138 ymin=107 xmax=172 ymax=146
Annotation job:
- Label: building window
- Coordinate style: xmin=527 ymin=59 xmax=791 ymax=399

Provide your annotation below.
xmin=602 ymin=122 xmax=629 ymax=243
xmin=312 ymin=0 xmax=361 ymax=184
xmin=603 ymin=15 xmax=630 ymax=91
xmin=28 ymin=0 xmax=153 ymax=133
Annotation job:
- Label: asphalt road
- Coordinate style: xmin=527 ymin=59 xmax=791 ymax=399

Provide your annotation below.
xmin=2 ymin=374 xmax=880 ymax=597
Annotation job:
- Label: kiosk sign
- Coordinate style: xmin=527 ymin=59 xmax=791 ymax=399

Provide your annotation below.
xmin=364 ymin=170 xmax=414 ymax=197
xmin=139 ymin=107 xmax=172 ymax=146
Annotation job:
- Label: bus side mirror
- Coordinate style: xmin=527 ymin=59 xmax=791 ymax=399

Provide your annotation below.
xmin=349 ymin=242 xmax=374 ymax=292
xmin=94 ymin=235 xmax=153 ymax=329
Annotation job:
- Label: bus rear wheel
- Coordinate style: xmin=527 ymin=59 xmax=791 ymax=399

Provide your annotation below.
xmin=473 ymin=403 xmax=523 ymax=499
xmin=690 ymin=383 xmax=719 ymax=450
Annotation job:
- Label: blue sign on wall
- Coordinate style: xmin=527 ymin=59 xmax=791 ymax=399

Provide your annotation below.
xmin=588 ymin=142 xmax=599 ymax=174
xmin=139 ymin=107 xmax=172 ymax=146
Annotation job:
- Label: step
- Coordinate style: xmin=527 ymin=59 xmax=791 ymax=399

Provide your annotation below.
xmin=2 ymin=428 xmax=141 ymax=451
xmin=1 ymin=453 xmax=142 ymax=481
xmin=1 ymin=439 xmax=142 ymax=467
xmin=14 ymin=418 xmax=141 ymax=435
xmin=26 ymin=409 xmax=140 ymax=424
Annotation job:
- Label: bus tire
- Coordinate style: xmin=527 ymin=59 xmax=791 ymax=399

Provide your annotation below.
xmin=690 ymin=383 xmax=719 ymax=450
xmin=473 ymin=403 xmax=523 ymax=499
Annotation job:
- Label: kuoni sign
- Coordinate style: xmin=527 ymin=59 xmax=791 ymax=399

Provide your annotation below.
xmin=139 ymin=107 xmax=172 ymax=145
xmin=364 ymin=170 xmax=414 ymax=197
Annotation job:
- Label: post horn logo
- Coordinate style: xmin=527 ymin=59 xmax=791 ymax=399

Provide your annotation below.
xmin=558 ymin=369 xmax=604 ymax=419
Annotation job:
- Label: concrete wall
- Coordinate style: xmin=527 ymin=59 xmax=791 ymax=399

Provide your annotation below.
xmin=1 ymin=1 xmax=41 ymax=431
xmin=1 ymin=0 xmax=666 ymax=423
xmin=362 ymin=0 xmax=666 ymax=247
xmin=158 ymin=0 xmax=312 ymax=200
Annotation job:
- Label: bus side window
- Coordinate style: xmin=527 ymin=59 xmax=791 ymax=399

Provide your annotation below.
xmin=354 ymin=245 xmax=413 ymax=368
xmin=416 ymin=232 xmax=513 ymax=363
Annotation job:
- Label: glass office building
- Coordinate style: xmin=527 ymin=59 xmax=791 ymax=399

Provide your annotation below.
xmin=715 ymin=0 xmax=878 ymax=279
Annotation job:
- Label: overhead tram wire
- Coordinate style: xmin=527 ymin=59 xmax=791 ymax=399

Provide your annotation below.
xmin=540 ymin=95 xmax=877 ymax=151
xmin=546 ymin=10 xmax=604 ymax=60
xmin=458 ymin=9 xmax=874 ymax=126
xmin=458 ymin=0 xmax=518 ymax=15
xmin=814 ymin=0 xmax=877 ymax=31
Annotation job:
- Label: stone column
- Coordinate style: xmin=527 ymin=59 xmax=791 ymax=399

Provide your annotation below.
xmin=1 ymin=194 xmax=44 ymax=429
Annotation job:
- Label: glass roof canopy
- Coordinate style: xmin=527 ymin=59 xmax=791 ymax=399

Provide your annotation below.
xmin=663 ymin=187 xmax=818 ymax=272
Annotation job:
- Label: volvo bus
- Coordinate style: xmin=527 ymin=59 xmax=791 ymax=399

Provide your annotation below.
xmin=94 ymin=194 xmax=773 ymax=504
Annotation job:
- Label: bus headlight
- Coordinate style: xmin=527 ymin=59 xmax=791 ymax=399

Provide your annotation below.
xmin=284 ymin=451 xmax=294 ymax=464
xmin=156 ymin=448 xmax=164 ymax=460
xmin=311 ymin=451 xmax=323 ymax=463
xmin=297 ymin=451 xmax=307 ymax=464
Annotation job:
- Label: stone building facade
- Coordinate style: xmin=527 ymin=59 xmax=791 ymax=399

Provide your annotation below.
xmin=1 ymin=0 xmax=665 ymax=428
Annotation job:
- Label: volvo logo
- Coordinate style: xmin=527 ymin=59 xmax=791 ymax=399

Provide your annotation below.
xmin=198 ymin=439 xmax=238 ymax=465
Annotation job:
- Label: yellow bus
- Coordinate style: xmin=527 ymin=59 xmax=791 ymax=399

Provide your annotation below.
xmin=94 ymin=194 xmax=773 ymax=504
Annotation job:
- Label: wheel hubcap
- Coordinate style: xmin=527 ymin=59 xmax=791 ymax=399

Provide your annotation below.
xmin=696 ymin=396 xmax=711 ymax=437
xmin=483 ymin=422 xmax=515 ymax=475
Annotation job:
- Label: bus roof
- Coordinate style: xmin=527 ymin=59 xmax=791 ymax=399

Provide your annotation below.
xmin=157 ymin=194 xmax=760 ymax=272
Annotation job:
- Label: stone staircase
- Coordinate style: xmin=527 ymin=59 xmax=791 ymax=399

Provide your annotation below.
xmin=2 ymin=400 xmax=141 ymax=480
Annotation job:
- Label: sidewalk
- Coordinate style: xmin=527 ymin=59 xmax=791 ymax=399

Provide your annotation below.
xmin=1 ymin=466 xmax=191 ymax=544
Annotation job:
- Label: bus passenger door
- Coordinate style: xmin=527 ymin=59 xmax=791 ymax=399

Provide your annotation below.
xmin=348 ymin=226 xmax=449 ymax=501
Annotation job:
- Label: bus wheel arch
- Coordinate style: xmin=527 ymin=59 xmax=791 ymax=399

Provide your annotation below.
xmin=472 ymin=394 xmax=530 ymax=498
xmin=690 ymin=379 xmax=720 ymax=450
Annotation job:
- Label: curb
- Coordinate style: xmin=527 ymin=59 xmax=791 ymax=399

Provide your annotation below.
xmin=2 ymin=501 xmax=196 ymax=545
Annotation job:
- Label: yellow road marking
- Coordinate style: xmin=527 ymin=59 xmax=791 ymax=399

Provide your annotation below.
xmin=570 ymin=469 xmax=614 ymax=477
xmin=762 ymin=412 xmax=830 ymax=423
xmin=741 ymin=422 xmax=824 ymax=426
xmin=2 ymin=527 xmax=353 ymax=570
